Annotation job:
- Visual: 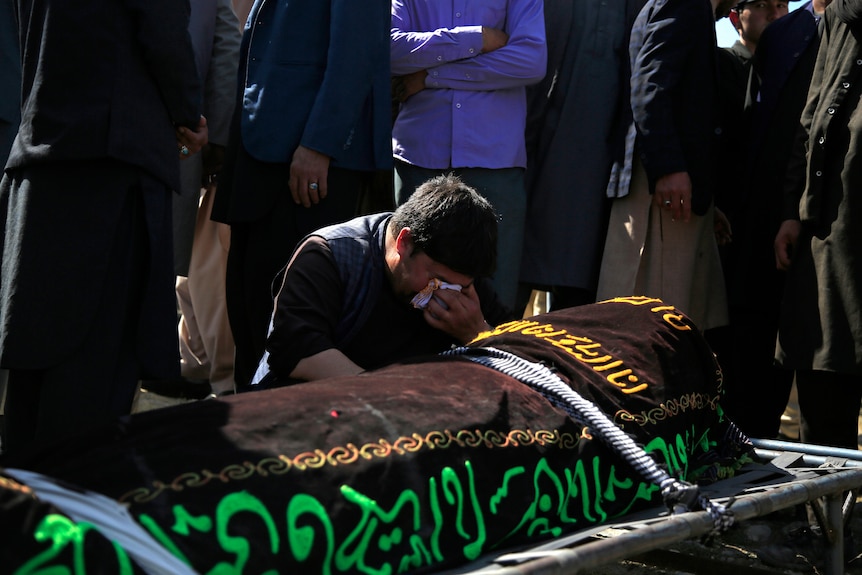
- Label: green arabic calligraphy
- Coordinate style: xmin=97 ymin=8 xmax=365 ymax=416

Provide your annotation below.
xmin=15 ymin=428 xmax=707 ymax=575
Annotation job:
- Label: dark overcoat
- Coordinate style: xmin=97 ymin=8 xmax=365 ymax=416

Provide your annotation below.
xmin=732 ymin=3 xmax=821 ymax=314
xmin=0 ymin=0 xmax=202 ymax=373
xmin=776 ymin=0 xmax=862 ymax=374
xmin=520 ymin=0 xmax=645 ymax=291
xmin=631 ymin=0 xmax=720 ymax=216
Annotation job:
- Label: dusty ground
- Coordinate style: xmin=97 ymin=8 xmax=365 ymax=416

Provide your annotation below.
xmin=588 ymin=501 xmax=862 ymax=575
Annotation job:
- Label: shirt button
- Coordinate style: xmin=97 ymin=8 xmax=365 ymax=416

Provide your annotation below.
xmin=432 ymin=70 xmax=438 ymax=77
xmin=714 ymin=127 xmax=722 ymax=135
xmin=456 ymin=103 xmax=461 ymax=108
xmin=843 ymin=82 xmax=851 ymax=89
xmin=857 ymin=59 xmax=862 ymax=65
xmin=827 ymin=107 xmax=835 ymax=114
xmin=818 ymin=136 xmax=825 ymax=145
xmin=456 ymin=11 xmax=461 ymax=17
xmin=469 ymin=48 xmax=475 ymax=54
xmin=815 ymin=170 xmax=823 ymax=177
xmin=465 ymin=73 xmax=471 ymax=79
xmin=437 ymin=55 xmax=443 ymax=61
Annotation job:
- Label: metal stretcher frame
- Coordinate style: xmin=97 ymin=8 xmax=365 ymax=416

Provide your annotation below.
xmin=439 ymin=439 xmax=862 ymax=575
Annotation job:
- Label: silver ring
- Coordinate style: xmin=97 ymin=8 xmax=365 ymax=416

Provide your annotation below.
xmin=663 ymin=199 xmax=672 ymax=207
xmin=309 ymin=182 xmax=319 ymax=191
xmin=180 ymin=145 xmax=190 ymax=156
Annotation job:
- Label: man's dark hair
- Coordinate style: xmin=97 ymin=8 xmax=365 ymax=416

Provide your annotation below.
xmin=390 ymin=174 xmax=498 ymax=278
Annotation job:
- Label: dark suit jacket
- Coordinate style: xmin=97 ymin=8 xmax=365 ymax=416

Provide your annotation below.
xmin=0 ymin=0 xmax=19 ymax=170
xmin=173 ymin=0 xmax=241 ymax=276
xmin=8 ymin=0 xmax=202 ymax=191
xmin=212 ymin=0 xmax=392 ymax=224
xmin=729 ymin=4 xmax=820 ymax=309
xmin=238 ymin=0 xmax=392 ymax=169
xmin=0 ymin=0 xmax=202 ymax=371
xmin=715 ymin=47 xmax=751 ymax=219
xmin=748 ymin=3 xmax=820 ymax=179
xmin=630 ymin=0 xmax=720 ymax=216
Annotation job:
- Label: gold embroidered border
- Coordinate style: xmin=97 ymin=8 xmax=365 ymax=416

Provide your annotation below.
xmin=614 ymin=391 xmax=721 ymax=427
xmin=118 ymin=427 xmax=580 ymax=504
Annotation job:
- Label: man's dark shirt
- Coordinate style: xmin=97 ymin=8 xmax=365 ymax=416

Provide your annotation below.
xmin=264 ymin=235 xmax=513 ymax=383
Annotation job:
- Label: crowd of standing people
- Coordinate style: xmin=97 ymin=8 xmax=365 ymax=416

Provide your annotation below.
xmin=0 ymin=0 xmax=860 ymax=459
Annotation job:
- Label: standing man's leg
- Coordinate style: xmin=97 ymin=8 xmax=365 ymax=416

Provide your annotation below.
xmin=2 ymin=175 xmax=149 ymax=455
xmin=393 ymin=160 xmax=440 ymax=206
xmin=224 ymin=222 xmax=259 ymax=390
xmin=796 ymin=369 xmax=862 ymax=449
xmin=180 ymin=183 xmax=236 ymax=395
xmin=456 ymin=167 xmax=526 ymax=312
xmin=227 ymin=168 xmax=366 ymax=390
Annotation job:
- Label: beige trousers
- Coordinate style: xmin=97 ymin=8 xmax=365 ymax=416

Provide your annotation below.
xmin=597 ymin=160 xmax=728 ymax=331
xmin=176 ymin=183 xmax=235 ymax=395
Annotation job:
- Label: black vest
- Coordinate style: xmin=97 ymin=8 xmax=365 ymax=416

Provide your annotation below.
xmin=314 ymin=212 xmax=391 ymax=346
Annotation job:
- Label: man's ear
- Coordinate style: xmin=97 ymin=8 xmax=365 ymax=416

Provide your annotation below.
xmin=729 ymin=9 xmax=741 ymax=30
xmin=395 ymin=227 xmax=413 ymax=256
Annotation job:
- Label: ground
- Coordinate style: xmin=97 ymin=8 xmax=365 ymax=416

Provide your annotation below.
xmin=584 ymin=492 xmax=862 ymax=575
xmin=583 ymin=398 xmax=862 ymax=575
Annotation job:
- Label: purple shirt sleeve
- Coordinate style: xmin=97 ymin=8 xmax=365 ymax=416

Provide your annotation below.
xmin=391 ymin=25 xmax=484 ymax=74
xmin=429 ymin=0 xmax=546 ymax=91
xmin=390 ymin=0 xmax=546 ymax=90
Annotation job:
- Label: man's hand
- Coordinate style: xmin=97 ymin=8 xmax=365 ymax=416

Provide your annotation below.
xmin=481 ymin=27 xmax=509 ymax=53
xmin=289 ymin=145 xmax=331 ymax=208
xmin=422 ymin=284 xmax=490 ymax=343
xmin=176 ymin=116 xmax=209 ymax=159
xmin=774 ymin=219 xmax=801 ymax=270
xmin=654 ymin=171 xmax=692 ymax=222
xmin=396 ymin=69 xmax=428 ymax=102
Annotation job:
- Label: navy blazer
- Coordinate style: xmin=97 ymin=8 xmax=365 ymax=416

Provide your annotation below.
xmin=238 ymin=0 xmax=392 ymax=171
xmin=8 ymin=0 xmax=202 ymax=192
xmin=749 ymin=3 xmax=820 ymax=161
xmin=630 ymin=0 xmax=720 ymax=215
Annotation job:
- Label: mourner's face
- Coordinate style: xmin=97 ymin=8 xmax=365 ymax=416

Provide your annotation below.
xmin=730 ymin=0 xmax=787 ymax=39
xmin=388 ymin=227 xmax=474 ymax=301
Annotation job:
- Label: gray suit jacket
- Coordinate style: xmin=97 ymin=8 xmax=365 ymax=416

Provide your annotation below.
xmin=173 ymin=0 xmax=241 ymax=276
